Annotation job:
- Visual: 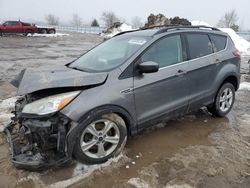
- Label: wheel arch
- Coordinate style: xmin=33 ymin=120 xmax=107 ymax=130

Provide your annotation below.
xmin=66 ymin=104 xmax=136 ymax=158
xmin=218 ymin=74 xmax=239 ymax=92
xmin=78 ymin=104 xmax=136 ymax=135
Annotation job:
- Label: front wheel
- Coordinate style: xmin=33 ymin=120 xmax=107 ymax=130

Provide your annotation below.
xmin=208 ymin=83 xmax=235 ymax=117
xmin=74 ymin=113 xmax=127 ymax=164
xmin=25 ymin=30 xmax=34 ymax=36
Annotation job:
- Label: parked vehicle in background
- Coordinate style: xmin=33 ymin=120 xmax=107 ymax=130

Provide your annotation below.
xmin=0 ymin=20 xmax=56 ymax=36
xmin=5 ymin=25 xmax=241 ymax=170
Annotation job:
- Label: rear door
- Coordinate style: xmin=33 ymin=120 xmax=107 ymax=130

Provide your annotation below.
xmin=134 ymin=34 xmax=190 ymax=126
xmin=184 ymin=32 xmax=215 ymax=110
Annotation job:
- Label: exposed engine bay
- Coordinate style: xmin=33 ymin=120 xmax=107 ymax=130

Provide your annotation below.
xmin=4 ymin=66 xmax=108 ymax=170
xmin=5 ymin=94 xmax=73 ymax=170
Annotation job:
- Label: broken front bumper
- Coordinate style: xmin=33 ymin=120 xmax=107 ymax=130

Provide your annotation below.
xmin=4 ymin=114 xmax=73 ymax=171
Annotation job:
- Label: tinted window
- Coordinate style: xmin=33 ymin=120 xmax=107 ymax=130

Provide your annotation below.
xmin=141 ymin=35 xmax=183 ymax=68
xmin=210 ymin=34 xmax=227 ymax=52
xmin=5 ymin=21 xmax=19 ymax=26
xmin=186 ymin=34 xmax=213 ymax=59
xmin=3 ymin=22 xmax=10 ymax=26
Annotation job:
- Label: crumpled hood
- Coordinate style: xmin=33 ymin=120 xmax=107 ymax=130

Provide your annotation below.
xmin=11 ymin=65 xmax=108 ymax=95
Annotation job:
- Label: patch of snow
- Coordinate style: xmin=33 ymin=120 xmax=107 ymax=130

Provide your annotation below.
xmin=191 ymin=20 xmax=212 ymax=27
xmin=49 ymin=154 xmax=126 ymax=188
xmin=28 ymin=33 xmax=69 ymax=37
xmin=239 ymin=82 xmax=250 ymax=91
xmin=102 ymin=23 xmax=134 ymax=38
xmin=164 ymin=184 xmax=193 ymax=188
xmin=128 ymin=178 xmax=150 ymax=188
xmin=219 ymin=28 xmax=250 ymax=55
xmin=0 ymin=97 xmax=17 ymax=132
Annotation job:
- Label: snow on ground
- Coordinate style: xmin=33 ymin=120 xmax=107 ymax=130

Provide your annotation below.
xmin=49 ymin=154 xmax=128 ymax=188
xmin=127 ymin=178 xmax=150 ymax=188
xmin=102 ymin=23 xmax=133 ymax=38
xmin=0 ymin=97 xmax=17 ymax=132
xmin=28 ymin=33 xmax=69 ymax=37
xmin=192 ymin=20 xmax=250 ymax=55
xmin=239 ymin=82 xmax=250 ymax=91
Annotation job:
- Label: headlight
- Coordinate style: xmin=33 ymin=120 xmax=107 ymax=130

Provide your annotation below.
xmin=22 ymin=91 xmax=80 ymax=115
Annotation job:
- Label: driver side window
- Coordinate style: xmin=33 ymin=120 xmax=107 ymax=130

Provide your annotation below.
xmin=141 ymin=35 xmax=183 ymax=68
xmin=3 ymin=21 xmax=10 ymax=26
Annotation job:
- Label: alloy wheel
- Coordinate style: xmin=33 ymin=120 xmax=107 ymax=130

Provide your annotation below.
xmin=80 ymin=119 xmax=120 ymax=159
xmin=219 ymin=88 xmax=233 ymax=112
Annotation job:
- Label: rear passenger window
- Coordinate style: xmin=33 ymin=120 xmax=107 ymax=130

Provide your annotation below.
xmin=186 ymin=34 xmax=213 ymax=59
xmin=141 ymin=35 xmax=183 ymax=68
xmin=209 ymin=34 xmax=227 ymax=52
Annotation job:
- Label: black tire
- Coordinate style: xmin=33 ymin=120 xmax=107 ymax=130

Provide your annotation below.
xmin=208 ymin=83 xmax=235 ymax=117
xmin=25 ymin=30 xmax=34 ymax=36
xmin=40 ymin=29 xmax=47 ymax=34
xmin=48 ymin=29 xmax=55 ymax=34
xmin=0 ymin=30 xmax=2 ymax=36
xmin=74 ymin=113 xmax=127 ymax=164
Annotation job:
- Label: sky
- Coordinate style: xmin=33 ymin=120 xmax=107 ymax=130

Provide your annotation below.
xmin=0 ymin=0 xmax=250 ymax=30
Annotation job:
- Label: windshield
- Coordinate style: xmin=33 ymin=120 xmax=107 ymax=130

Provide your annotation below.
xmin=69 ymin=35 xmax=150 ymax=72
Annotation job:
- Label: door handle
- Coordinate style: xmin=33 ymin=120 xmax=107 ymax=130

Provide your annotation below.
xmin=176 ymin=69 xmax=186 ymax=76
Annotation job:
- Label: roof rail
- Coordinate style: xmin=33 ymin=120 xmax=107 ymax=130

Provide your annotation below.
xmin=113 ymin=29 xmax=140 ymax=37
xmin=113 ymin=25 xmax=220 ymax=37
xmin=154 ymin=25 xmax=220 ymax=35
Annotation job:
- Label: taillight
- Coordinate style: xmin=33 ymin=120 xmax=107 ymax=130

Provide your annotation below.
xmin=232 ymin=50 xmax=241 ymax=57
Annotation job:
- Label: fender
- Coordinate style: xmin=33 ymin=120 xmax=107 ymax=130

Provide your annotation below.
xmin=212 ymin=59 xmax=240 ymax=95
xmin=66 ymin=105 xmax=136 ymax=157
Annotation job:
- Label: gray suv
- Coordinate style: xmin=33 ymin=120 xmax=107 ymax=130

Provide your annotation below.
xmin=6 ymin=26 xmax=241 ymax=170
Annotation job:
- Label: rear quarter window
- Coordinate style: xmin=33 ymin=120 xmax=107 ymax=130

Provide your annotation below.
xmin=209 ymin=34 xmax=227 ymax=52
xmin=186 ymin=33 xmax=213 ymax=59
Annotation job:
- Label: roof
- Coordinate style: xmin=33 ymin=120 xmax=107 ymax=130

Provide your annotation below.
xmin=114 ymin=25 xmax=224 ymax=37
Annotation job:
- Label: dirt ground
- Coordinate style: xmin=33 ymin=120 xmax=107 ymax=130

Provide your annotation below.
xmin=0 ymin=33 xmax=250 ymax=188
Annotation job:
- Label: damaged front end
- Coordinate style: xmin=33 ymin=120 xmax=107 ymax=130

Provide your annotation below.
xmin=4 ymin=65 xmax=108 ymax=170
xmin=5 ymin=95 xmax=75 ymax=170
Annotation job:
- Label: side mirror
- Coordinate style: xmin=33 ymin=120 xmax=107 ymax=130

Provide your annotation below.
xmin=137 ymin=61 xmax=159 ymax=74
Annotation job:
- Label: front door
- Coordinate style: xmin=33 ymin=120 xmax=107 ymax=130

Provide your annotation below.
xmin=3 ymin=21 xmax=21 ymax=34
xmin=133 ymin=34 xmax=190 ymax=127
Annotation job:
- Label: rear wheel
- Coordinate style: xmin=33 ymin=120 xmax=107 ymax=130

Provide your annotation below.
xmin=48 ymin=29 xmax=55 ymax=34
xmin=74 ymin=113 xmax=127 ymax=164
xmin=0 ymin=30 xmax=2 ymax=36
xmin=208 ymin=83 xmax=235 ymax=117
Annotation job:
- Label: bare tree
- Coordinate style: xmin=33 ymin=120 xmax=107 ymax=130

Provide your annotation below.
xmin=45 ymin=14 xmax=59 ymax=26
xmin=131 ymin=16 xmax=143 ymax=29
xmin=101 ymin=11 xmax=119 ymax=28
xmin=217 ymin=9 xmax=239 ymax=31
xmin=71 ymin=14 xmax=82 ymax=29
